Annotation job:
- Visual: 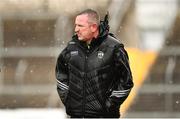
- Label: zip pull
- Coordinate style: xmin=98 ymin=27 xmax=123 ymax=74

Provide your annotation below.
xmin=87 ymin=45 xmax=90 ymax=49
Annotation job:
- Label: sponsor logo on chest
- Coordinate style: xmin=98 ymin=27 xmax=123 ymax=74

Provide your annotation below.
xmin=97 ymin=51 xmax=104 ymax=59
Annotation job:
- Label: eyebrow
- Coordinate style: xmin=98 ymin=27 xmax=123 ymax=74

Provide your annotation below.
xmin=75 ymin=24 xmax=84 ymax=27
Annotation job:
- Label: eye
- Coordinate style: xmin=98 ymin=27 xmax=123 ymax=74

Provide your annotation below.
xmin=75 ymin=24 xmax=83 ymax=27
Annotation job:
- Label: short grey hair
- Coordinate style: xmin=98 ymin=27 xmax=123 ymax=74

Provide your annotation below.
xmin=77 ymin=9 xmax=100 ymax=25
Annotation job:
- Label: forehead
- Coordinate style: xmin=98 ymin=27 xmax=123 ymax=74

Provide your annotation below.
xmin=75 ymin=14 xmax=89 ymax=23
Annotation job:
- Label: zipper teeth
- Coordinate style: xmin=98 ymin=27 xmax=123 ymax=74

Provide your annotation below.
xmin=82 ymin=74 xmax=85 ymax=116
xmin=82 ymin=56 xmax=88 ymax=117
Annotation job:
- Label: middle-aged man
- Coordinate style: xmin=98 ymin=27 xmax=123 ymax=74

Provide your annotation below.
xmin=56 ymin=9 xmax=134 ymax=118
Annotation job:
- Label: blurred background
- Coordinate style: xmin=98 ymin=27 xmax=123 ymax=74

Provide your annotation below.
xmin=0 ymin=0 xmax=180 ymax=118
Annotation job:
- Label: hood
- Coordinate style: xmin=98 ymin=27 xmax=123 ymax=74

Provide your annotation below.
xmin=98 ymin=12 xmax=109 ymax=38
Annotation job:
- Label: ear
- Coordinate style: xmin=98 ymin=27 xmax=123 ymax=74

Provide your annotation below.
xmin=90 ymin=24 xmax=98 ymax=32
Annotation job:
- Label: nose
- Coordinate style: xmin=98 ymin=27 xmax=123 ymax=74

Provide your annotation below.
xmin=75 ymin=25 xmax=79 ymax=33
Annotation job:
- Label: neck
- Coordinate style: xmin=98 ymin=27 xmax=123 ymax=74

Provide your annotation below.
xmin=86 ymin=40 xmax=91 ymax=45
xmin=86 ymin=31 xmax=99 ymax=45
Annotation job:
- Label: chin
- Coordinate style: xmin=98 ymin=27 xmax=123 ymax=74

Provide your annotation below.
xmin=78 ymin=37 xmax=84 ymax=41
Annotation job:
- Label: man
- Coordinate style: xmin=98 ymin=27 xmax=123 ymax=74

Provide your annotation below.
xmin=55 ymin=9 xmax=133 ymax=118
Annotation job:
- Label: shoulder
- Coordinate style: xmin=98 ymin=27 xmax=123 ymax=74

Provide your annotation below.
xmin=105 ymin=34 xmax=124 ymax=48
xmin=67 ymin=35 xmax=78 ymax=49
xmin=66 ymin=39 xmax=78 ymax=52
xmin=106 ymin=34 xmax=129 ymax=59
xmin=58 ymin=39 xmax=75 ymax=57
xmin=68 ymin=34 xmax=77 ymax=45
xmin=67 ymin=34 xmax=78 ymax=46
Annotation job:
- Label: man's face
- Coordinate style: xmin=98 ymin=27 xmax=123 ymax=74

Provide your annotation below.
xmin=75 ymin=14 xmax=94 ymax=42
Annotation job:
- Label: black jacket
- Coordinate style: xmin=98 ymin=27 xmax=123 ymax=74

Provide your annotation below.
xmin=55 ymin=31 xmax=133 ymax=117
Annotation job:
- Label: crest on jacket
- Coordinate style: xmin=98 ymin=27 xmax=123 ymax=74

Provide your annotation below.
xmin=97 ymin=51 xmax=104 ymax=59
xmin=70 ymin=51 xmax=78 ymax=56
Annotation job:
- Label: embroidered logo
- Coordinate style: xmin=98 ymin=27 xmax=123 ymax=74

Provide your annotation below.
xmin=70 ymin=51 xmax=78 ymax=56
xmin=97 ymin=51 xmax=104 ymax=59
xmin=69 ymin=41 xmax=75 ymax=45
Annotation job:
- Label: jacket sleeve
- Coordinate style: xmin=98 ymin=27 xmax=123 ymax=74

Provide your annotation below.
xmin=55 ymin=48 xmax=69 ymax=105
xmin=107 ymin=44 xmax=134 ymax=109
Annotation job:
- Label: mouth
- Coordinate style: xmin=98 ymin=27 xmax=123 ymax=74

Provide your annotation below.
xmin=76 ymin=34 xmax=83 ymax=40
xmin=77 ymin=33 xmax=82 ymax=38
xmin=76 ymin=33 xmax=81 ymax=37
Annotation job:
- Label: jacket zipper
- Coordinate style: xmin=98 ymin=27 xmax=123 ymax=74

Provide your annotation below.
xmin=82 ymin=55 xmax=88 ymax=117
xmin=82 ymin=53 xmax=88 ymax=117
xmin=82 ymin=45 xmax=90 ymax=117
